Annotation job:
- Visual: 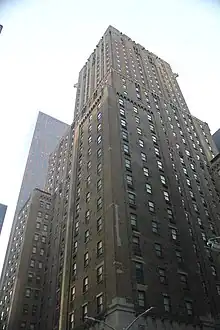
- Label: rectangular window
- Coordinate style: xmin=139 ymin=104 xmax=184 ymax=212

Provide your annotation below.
xmin=171 ymin=228 xmax=177 ymax=240
xmin=141 ymin=152 xmax=146 ymax=161
xmin=97 ymin=294 xmax=104 ymax=314
xmin=97 ymin=123 xmax=102 ymax=132
xmin=123 ymin=144 xmax=130 ymax=155
xmin=84 ymin=252 xmax=89 ymax=267
xmin=88 ymin=135 xmax=92 ymax=144
xmin=32 ymin=247 xmax=37 ymax=254
xmin=130 ymin=214 xmax=137 ymax=228
xmin=135 ymin=262 xmax=144 ymax=284
xmin=128 ymin=192 xmax=136 ymax=206
xmin=84 ymin=230 xmax=89 ymax=243
xmin=148 ymin=201 xmax=155 ymax=212
xmin=125 ymin=158 xmax=131 ymax=169
xmin=163 ymin=191 xmax=170 ymax=202
xmin=30 ymin=259 xmax=35 ymax=268
xmin=152 ymin=221 xmax=158 ymax=233
xmin=157 ymin=160 xmax=163 ymax=170
xmin=154 ymin=147 xmax=160 ymax=156
xmin=159 ymin=268 xmax=166 ymax=283
xmin=137 ymin=127 xmax=142 ymax=135
xmin=152 ymin=135 xmax=157 ymax=143
xmin=97 ymin=265 xmax=103 ymax=283
xmin=175 ymin=250 xmax=182 ymax=263
xmin=42 ymin=236 xmax=46 ymax=243
xmin=34 ymin=234 xmax=39 ymax=241
xmin=97 ymin=197 xmax=102 ymax=210
xmin=155 ymin=243 xmax=162 ymax=257
xmin=185 ymin=301 xmax=193 ymax=315
xmin=36 ymin=222 xmax=40 ymax=229
xmin=211 ymin=266 xmax=216 ymax=276
xmin=126 ymin=174 xmax=133 ymax=186
xmin=38 ymin=262 xmax=42 ymax=269
xmin=97 ymin=163 xmax=102 ymax=174
xmin=120 ymin=108 xmax=125 ymax=116
xmin=82 ymin=304 xmax=88 ymax=321
xmin=97 ymin=179 xmax=102 ymax=191
xmin=83 ymin=277 xmax=89 ymax=293
xmin=70 ymin=312 xmax=75 ymax=329
xmin=97 ymin=217 xmax=102 ymax=231
xmin=97 ymin=148 xmax=102 ymax=158
xmin=163 ymin=294 xmax=171 ymax=312
xmin=143 ymin=167 xmax=149 ymax=176
xmin=40 ymin=248 xmax=44 ymax=256
xmin=146 ymin=183 xmax=152 ymax=194
xmin=37 ymin=211 xmax=42 ymax=217
xmin=216 ymin=285 xmax=220 ymax=296
xmin=73 ymin=241 xmax=77 ymax=254
xmin=75 ymin=221 xmax=79 ymax=235
xmin=137 ymin=291 xmax=145 ymax=307
xmin=43 ymin=224 xmax=47 ymax=231
xmin=25 ymin=288 xmax=31 ymax=297
xmin=122 ymin=130 xmax=128 ymax=141
xmin=86 ymin=192 xmax=91 ymax=203
xmin=160 ymin=175 xmax=166 ymax=185
xmin=97 ymin=241 xmax=103 ymax=256
xmin=135 ymin=116 xmax=140 ymax=124
xmin=85 ymin=210 xmax=90 ymax=223
xmin=72 ymin=263 xmax=76 ymax=277
xmin=71 ymin=287 xmax=75 ymax=301
xmin=180 ymin=273 xmax=188 ymax=288
xmin=119 ymin=98 xmax=124 ymax=106
xmin=97 ymin=135 xmax=102 ymax=144
xmin=121 ymin=119 xmax=127 ymax=128
xmin=139 ymin=139 xmax=144 ymax=148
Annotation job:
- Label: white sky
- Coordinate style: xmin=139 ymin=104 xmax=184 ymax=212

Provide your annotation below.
xmin=0 ymin=0 xmax=220 ymax=273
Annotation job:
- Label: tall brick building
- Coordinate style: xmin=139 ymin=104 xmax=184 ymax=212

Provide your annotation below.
xmin=1 ymin=26 xmax=220 ymax=330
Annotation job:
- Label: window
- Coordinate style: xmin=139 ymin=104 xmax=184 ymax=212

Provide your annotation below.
xmin=175 ymin=250 xmax=182 ymax=263
xmin=86 ymin=192 xmax=91 ymax=203
xmin=97 ymin=294 xmax=104 ymax=314
xmin=71 ymin=287 xmax=75 ymax=301
xmin=180 ymin=273 xmax=188 ymax=288
xmin=150 ymin=124 xmax=155 ymax=132
xmin=36 ymin=222 xmax=40 ymax=229
xmin=154 ymin=147 xmax=160 ymax=156
xmin=97 ymin=197 xmax=102 ymax=210
xmin=160 ymin=175 xmax=166 ymax=185
xmin=122 ymin=130 xmax=128 ymax=141
xmin=87 ymin=175 xmax=91 ymax=186
xmin=135 ymin=116 xmax=140 ymax=124
xmin=88 ymin=135 xmax=92 ymax=144
xmin=97 ymin=241 xmax=103 ymax=256
xmin=137 ymin=127 xmax=142 ymax=135
xmin=128 ymin=192 xmax=136 ymax=206
xmin=152 ymin=221 xmax=158 ymax=233
xmin=30 ymin=259 xmax=35 ymax=268
xmin=185 ymin=149 xmax=190 ymax=156
xmin=152 ymin=135 xmax=157 ymax=143
xmin=70 ymin=312 xmax=75 ymax=329
xmin=40 ymin=248 xmax=44 ymax=256
xmin=84 ymin=252 xmax=89 ymax=267
xmin=171 ymin=228 xmax=177 ymax=240
xmin=82 ymin=304 xmax=88 ymax=321
xmin=97 ymin=148 xmax=102 ymax=158
xmin=121 ymin=119 xmax=127 ymax=128
xmin=159 ymin=268 xmax=166 ymax=283
xmin=126 ymin=174 xmax=133 ymax=186
xmin=148 ymin=201 xmax=155 ymax=212
xmin=155 ymin=243 xmax=162 ymax=257
xmin=97 ymin=163 xmax=102 ymax=174
xmin=135 ymin=262 xmax=144 ymax=284
xmin=163 ymin=294 xmax=171 ymax=312
xmin=72 ymin=263 xmax=76 ymax=277
xmin=125 ymin=158 xmax=131 ymax=170
xmin=157 ymin=160 xmax=163 ymax=170
xmin=146 ymin=183 xmax=152 ymax=194
xmin=211 ymin=266 xmax=216 ymax=276
xmin=83 ymin=277 xmax=89 ymax=293
xmin=126 ymin=213 xmax=135 ymax=230
xmin=119 ymin=98 xmax=124 ymax=106
xmin=163 ymin=191 xmax=170 ymax=202
xmin=201 ymin=232 xmax=206 ymax=242
xmin=183 ymin=168 xmax=187 ymax=175
xmin=137 ymin=291 xmax=145 ymax=307
xmin=37 ymin=211 xmax=42 ymax=217
xmin=216 ymin=285 xmax=220 ymax=296
xmin=193 ymin=203 xmax=198 ymax=212
xmin=139 ymin=139 xmax=144 ymax=148
xmin=185 ymin=301 xmax=193 ymax=315
xmin=141 ymin=152 xmax=146 ymax=161
xmin=97 ymin=217 xmax=102 ymax=231
xmin=42 ymin=236 xmax=46 ymax=243
xmin=186 ymin=179 xmax=191 ymax=187
xmin=120 ymin=108 xmax=125 ymax=116
xmin=32 ymin=247 xmax=37 ymax=254
xmin=133 ymin=106 xmax=138 ymax=113
xmin=34 ymin=234 xmax=39 ymax=241
xmin=23 ymin=304 xmax=28 ymax=314
xmin=87 ymin=161 xmax=91 ymax=170
xmin=97 ymin=135 xmax=102 ymax=144
xmin=97 ymin=265 xmax=103 ymax=283
xmin=123 ymin=144 xmax=130 ymax=155
xmin=43 ymin=224 xmax=47 ymax=231
xmin=38 ymin=262 xmax=42 ymax=269
xmin=97 ymin=179 xmax=102 ymax=191
xmin=30 ymin=325 xmax=35 ymax=330
xmin=25 ymin=288 xmax=31 ymax=297
xmin=84 ymin=230 xmax=89 ymax=243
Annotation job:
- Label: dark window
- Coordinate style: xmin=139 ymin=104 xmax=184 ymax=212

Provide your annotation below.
xmin=152 ymin=221 xmax=158 ymax=233
xmin=84 ymin=230 xmax=89 ymax=243
xmin=175 ymin=250 xmax=182 ymax=263
xmin=155 ymin=243 xmax=162 ymax=257
xmin=84 ymin=252 xmax=89 ymax=267
xmin=128 ymin=192 xmax=136 ymax=206
xmin=97 ymin=265 xmax=103 ymax=283
xmin=125 ymin=158 xmax=131 ymax=169
xmin=137 ymin=291 xmax=145 ymax=307
xmin=132 ymin=236 xmax=141 ymax=256
xmin=180 ymin=273 xmax=188 ymax=288
xmin=97 ymin=197 xmax=102 ymax=210
xmin=82 ymin=304 xmax=88 ymax=321
xmin=159 ymin=268 xmax=166 ymax=283
xmin=97 ymin=241 xmax=103 ymax=256
xmin=130 ymin=214 xmax=137 ymax=228
xmin=185 ymin=301 xmax=193 ymax=315
xmin=135 ymin=262 xmax=144 ymax=284
xmin=148 ymin=201 xmax=155 ymax=212
xmin=97 ymin=217 xmax=102 ymax=231
xmin=163 ymin=294 xmax=171 ymax=312
xmin=83 ymin=277 xmax=89 ymax=293
xmin=97 ymin=294 xmax=104 ymax=314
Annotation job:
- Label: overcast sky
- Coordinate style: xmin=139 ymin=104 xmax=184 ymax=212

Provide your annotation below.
xmin=0 ymin=0 xmax=220 ymax=272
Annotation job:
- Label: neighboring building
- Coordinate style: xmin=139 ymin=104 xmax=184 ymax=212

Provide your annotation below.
xmin=210 ymin=153 xmax=220 ymax=194
xmin=213 ymin=129 xmax=220 ymax=153
xmin=44 ymin=26 xmax=220 ymax=330
xmin=2 ymin=25 xmax=220 ymax=330
xmin=0 ymin=203 xmax=7 ymax=234
xmin=0 ymin=189 xmax=53 ymax=330
xmin=15 ymin=111 xmax=69 ymax=214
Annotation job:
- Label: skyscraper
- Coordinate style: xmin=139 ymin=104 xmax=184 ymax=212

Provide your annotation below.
xmin=0 ymin=203 xmax=7 ymax=234
xmin=1 ymin=25 xmax=220 ymax=330
xmin=213 ymin=129 xmax=220 ymax=153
